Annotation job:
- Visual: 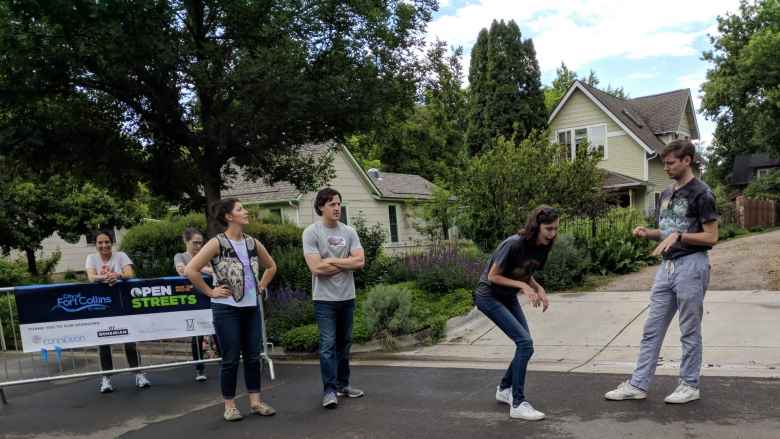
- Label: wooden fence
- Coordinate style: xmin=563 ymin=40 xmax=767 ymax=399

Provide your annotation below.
xmin=736 ymin=196 xmax=778 ymax=229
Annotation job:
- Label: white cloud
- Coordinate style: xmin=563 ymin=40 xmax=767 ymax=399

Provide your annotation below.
xmin=428 ymin=0 xmax=740 ymax=72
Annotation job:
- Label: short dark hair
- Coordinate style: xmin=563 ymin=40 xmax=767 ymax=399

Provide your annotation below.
xmin=182 ymin=227 xmax=204 ymax=242
xmin=314 ymin=188 xmax=342 ymax=216
xmin=519 ymin=205 xmax=560 ymax=244
xmin=95 ymin=229 xmax=115 ymax=244
xmin=210 ymin=198 xmax=240 ymax=227
xmin=661 ymin=139 xmax=696 ymax=165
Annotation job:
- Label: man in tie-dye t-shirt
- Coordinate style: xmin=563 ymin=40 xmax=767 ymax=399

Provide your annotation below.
xmin=605 ymin=139 xmax=719 ymax=406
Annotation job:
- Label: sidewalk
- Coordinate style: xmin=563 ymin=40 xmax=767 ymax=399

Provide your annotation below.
xmin=370 ymin=290 xmax=780 ymax=378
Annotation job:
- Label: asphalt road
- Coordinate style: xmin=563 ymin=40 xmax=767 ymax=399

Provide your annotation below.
xmin=2 ymin=363 xmax=779 ymax=439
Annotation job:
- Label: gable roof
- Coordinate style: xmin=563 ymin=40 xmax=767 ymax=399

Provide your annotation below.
xmin=629 ymin=88 xmax=699 ymax=138
xmin=222 ymin=143 xmax=436 ymax=203
xmin=731 ymin=153 xmax=780 ymax=185
xmin=368 ymin=172 xmax=436 ymax=200
xmin=603 ymin=170 xmax=647 ymax=190
xmin=549 ymin=81 xmax=700 ymax=156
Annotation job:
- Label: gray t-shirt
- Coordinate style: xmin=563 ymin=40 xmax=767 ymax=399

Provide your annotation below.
xmin=173 ymin=252 xmax=192 ymax=270
xmin=85 ymin=251 xmax=133 ymax=275
xmin=302 ymin=222 xmax=363 ymax=301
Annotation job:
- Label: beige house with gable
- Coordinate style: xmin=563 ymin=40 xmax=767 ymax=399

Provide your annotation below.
xmin=548 ymin=80 xmax=700 ymax=212
xmin=223 ymin=143 xmax=442 ymax=249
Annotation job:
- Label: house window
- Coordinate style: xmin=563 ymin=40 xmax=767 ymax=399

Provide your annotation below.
xmin=557 ymin=130 xmax=572 ymax=158
xmin=340 ymin=206 xmax=348 ymax=225
xmin=269 ymin=208 xmax=282 ymax=222
xmin=388 ymin=205 xmax=399 ymax=243
xmin=756 ymin=167 xmax=778 ymax=179
xmin=587 ymin=125 xmax=606 ymax=157
xmin=557 ymin=124 xmax=607 ymax=159
xmin=654 ymin=192 xmax=662 ymax=210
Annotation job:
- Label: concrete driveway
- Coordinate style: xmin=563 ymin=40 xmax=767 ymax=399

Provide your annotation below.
xmin=377 ymin=290 xmax=780 ymax=379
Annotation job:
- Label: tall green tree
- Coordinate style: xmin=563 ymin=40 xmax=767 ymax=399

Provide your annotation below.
xmin=455 ymin=131 xmax=608 ymax=251
xmin=0 ymin=170 xmax=144 ymax=275
xmin=701 ymin=0 xmax=780 ymax=184
xmin=0 ymin=0 xmax=436 ymax=234
xmin=465 ymin=20 xmax=547 ymax=156
xmin=346 ymin=40 xmax=468 ymax=182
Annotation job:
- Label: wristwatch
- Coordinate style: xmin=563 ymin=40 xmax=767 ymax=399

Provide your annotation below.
xmin=676 ymin=232 xmax=683 ymax=243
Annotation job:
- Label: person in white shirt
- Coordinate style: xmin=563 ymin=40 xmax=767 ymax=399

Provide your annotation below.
xmin=85 ymin=230 xmax=151 ymax=393
xmin=186 ymin=199 xmax=278 ymax=422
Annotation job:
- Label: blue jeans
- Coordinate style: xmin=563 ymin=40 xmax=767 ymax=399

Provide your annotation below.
xmin=475 ymin=292 xmax=534 ymax=406
xmin=314 ymin=299 xmax=355 ymax=393
xmin=211 ymin=303 xmax=262 ymax=399
xmin=630 ymin=252 xmax=710 ymax=391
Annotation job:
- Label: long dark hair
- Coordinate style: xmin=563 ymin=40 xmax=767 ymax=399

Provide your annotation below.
xmin=519 ymin=205 xmax=560 ymax=244
xmin=210 ymin=198 xmax=240 ymax=227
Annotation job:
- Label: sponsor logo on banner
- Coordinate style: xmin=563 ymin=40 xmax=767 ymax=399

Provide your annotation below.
xmin=186 ymin=319 xmax=195 ymax=331
xmin=32 ymin=335 xmax=42 ymax=344
xmin=130 ymin=284 xmax=197 ymax=309
xmin=39 ymin=335 xmax=87 ymax=346
xmin=97 ymin=326 xmax=130 ymax=338
xmin=50 ymin=293 xmax=112 ymax=313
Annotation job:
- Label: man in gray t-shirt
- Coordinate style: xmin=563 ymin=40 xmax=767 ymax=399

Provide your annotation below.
xmin=303 ymin=188 xmax=366 ymax=409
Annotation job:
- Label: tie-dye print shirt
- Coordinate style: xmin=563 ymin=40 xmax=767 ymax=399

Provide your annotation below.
xmin=656 ymin=178 xmax=719 ymax=260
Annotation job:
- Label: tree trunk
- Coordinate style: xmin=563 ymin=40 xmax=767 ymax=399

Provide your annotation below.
xmin=24 ymin=248 xmax=39 ymax=276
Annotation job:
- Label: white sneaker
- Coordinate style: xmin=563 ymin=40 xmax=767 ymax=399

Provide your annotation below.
xmin=495 ymin=386 xmax=512 ymax=405
xmin=195 ymin=372 xmax=207 ymax=382
xmin=135 ymin=373 xmax=151 ymax=389
xmin=604 ymin=381 xmax=647 ymax=401
xmin=664 ymin=382 xmax=700 ymax=404
xmin=510 ymin=401 xmax=545 ymax=421
xmin=99 ymin=376 xmax=114 ymax=394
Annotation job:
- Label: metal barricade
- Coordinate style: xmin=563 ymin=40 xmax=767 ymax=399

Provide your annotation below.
xmin=0 ymin=283 xmax=275 ymax=405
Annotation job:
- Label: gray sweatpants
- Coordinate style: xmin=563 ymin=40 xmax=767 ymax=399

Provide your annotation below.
xmin=629 ymin=252 xmax=710 ymax=391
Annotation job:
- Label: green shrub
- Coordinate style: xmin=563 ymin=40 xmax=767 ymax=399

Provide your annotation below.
xmin=561 ymin=208 xmax=655 ymax=276
xmin=587 ymin=234 xmax=653 ymax=275
xmin=719 ymin=223 xmax=749 ymax=240
xmin=420 ymin=288 xmax=474 ymax=341
xmin=120 ymin=213 xmax=303 ymax=278
xmin=280 ymin=323 xmax=319 ymax=352
xmin=0 ymin=252 xmax=61 ymax=287
xmin=363 ymin=284 xmax=414 ymax=337
xmin=351 ymin=214 xmax=387 ymax=289
xmin=265 ymin=287 xmax=314 ymax=344
xmin=120 ymin=213 xmax=205 ymax=278
xmin=536 ymin=234 xmax=590 ymax=291
xmin=270 ymin=247 xmax=311 ymax=291
xmin=244 ymin=222 xmax=302 ymax=253
xmin=0 ymin=293 xmax=20 ymax=350
xmin=0 ymin=258 xmax=28 ymax=287
xmin=394 ymin=243 xmax=485 ymax=296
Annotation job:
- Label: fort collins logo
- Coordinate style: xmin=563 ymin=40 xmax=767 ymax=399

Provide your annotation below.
xmin=50 ymin=293 xmax=112 ymax=313
xmin=130 ymin=285 xmax=197 ymax=309
xmin=97 ymin=326 xmax=130 ymax=338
